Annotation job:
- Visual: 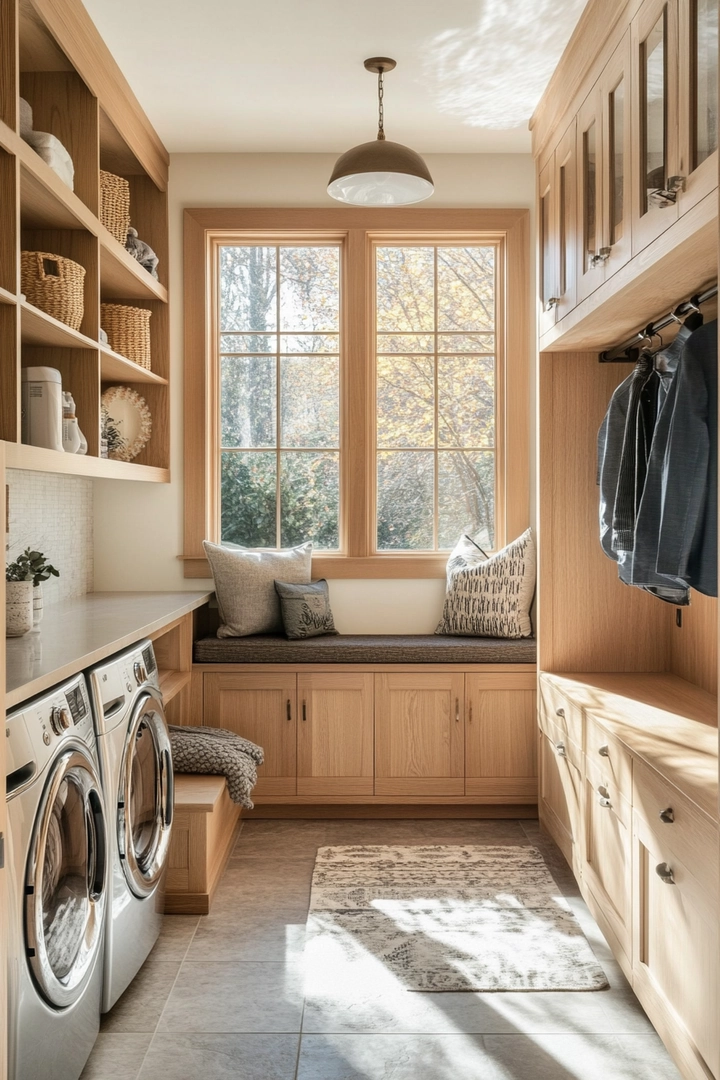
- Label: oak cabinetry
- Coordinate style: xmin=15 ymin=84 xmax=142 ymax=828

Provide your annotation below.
xmin=577 ymin=83 xmax=607 ymax=302
xmin=375 ymin=673 xmax=465 ymax=797
xmin=297 ymin=672 xmax=374 ymax=797
xmin=582 ymin=755 xmax=633 ymax=964
xmin=203 ymin=673 xmax=297 ymax=796
xmin=465 ymin=672 xmax=537 ymax=799
xmin=538 ymin=155 xmax=558 ymax=335
xmin=538 ymin=720 xmax=583 ymax=873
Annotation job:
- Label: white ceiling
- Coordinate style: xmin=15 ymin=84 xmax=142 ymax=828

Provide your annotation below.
xmin=83 ymin=0 xmax=590 ymax=154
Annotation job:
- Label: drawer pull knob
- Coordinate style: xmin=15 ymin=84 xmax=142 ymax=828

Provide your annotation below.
xmin=597 ymin=786 xmax=611 ymax=808
xmin=656 ymin=862 xmax=675 ymax=885
xmin=555 ymin=741 xmax=566 ymax=757
xmin=659 ymin=807 xmax=675 ymax=824
xmin=555 ymin=707 xmax=565 ymax=718
xmin=598 ymin=744 xmax=610 ymax=757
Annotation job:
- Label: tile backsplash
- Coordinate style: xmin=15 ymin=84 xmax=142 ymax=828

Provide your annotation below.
xmin=6 ymin=470 xmax=93 ymax=604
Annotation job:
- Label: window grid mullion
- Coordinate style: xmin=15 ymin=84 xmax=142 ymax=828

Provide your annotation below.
xmin=275 ymin=246 xmax=282 ymax=549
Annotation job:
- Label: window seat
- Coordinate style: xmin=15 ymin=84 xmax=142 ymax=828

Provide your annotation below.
xmin=193 ymin=634 xmax=536 ymax=666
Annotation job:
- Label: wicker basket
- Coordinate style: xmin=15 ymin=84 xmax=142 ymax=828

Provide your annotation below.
xmin=21 ymin=251 xmax=85 ymax=331
xmin=100 ymin=169 xmax=131 ymax=246
xmin=101 ymin=303 xmax=152 ymax=370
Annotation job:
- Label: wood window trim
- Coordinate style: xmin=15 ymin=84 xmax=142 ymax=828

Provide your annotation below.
xmin=183 ymin=207 xmax=530 ymax=580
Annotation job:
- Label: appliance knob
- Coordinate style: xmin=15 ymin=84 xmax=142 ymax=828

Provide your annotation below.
xmin=50 ymin=706 xmax=71 ymax=734
xmin=133 ymin=661 xmax=147 ymax=685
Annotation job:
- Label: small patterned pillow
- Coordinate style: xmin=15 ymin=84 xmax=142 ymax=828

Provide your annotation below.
xmin=436 ymin=529 xmax=536 ymax=639
xmin=274 ymin=579 xmax=339 ymax=640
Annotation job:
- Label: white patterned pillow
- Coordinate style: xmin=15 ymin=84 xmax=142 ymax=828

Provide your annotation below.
xmin=435 ymin=529 xmax=536 ymax=639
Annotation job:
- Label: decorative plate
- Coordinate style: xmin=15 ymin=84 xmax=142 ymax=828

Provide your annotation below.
xmin=101 ymin=385 xmax=152 ymax=462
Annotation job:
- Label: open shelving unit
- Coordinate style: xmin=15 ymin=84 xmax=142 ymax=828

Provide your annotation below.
xmin=0 ymin=0 xmax=171 ymax=481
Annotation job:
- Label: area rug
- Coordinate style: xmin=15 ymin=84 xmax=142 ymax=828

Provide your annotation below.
xmin=305 ymin=845 xmax=609 ymax=992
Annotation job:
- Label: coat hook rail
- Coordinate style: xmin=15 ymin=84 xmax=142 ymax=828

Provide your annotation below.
xmin=599 ymin=283 xmax=718 ymax=363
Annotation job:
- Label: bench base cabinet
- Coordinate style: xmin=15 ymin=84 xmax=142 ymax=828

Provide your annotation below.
xmin=538 ymin=727 xmax=583 ymax=876
xmin=198 ymin=665 xmax=537 ymax=804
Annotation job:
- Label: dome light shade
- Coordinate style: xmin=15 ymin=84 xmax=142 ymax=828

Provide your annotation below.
xmin=328 ymin=58 xmax=434 ymax=206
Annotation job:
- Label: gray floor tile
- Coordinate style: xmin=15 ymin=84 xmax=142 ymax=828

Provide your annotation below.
xmin=187 ymin=908 xmax=307 ymax=962
xmin=139 ymin=1034 xmax=300 ymax=1080
xmin=234 ymin=821 xmax=329 ymax=858
xmin=157 ymin=962 xmax=305 ymax=1033
xmin=148 ymin=915 xmax=200 ymax=961
xmin=100 ymin=962 xmax=181 ymax=1033
xmin=79 ymin=1034 xmax=152 ymax=1080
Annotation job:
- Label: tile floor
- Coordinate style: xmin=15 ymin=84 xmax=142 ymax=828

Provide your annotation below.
xmin=80 ymin=818 xmax=682 ymax=1080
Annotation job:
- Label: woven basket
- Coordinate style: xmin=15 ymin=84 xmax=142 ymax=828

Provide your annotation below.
xmin=100 ymin=170 xmax=131 ymax=246
xmin=101 ymin=303 xmax=152 ymax=370
xmin=21 ymin=251 xmax=85 ymax=331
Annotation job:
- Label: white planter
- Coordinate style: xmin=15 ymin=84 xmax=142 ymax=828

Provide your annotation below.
xmin=7 ymin=581 xmax=33 ymax=637
xmin=33 ymin=584 xmax=43 ymax=628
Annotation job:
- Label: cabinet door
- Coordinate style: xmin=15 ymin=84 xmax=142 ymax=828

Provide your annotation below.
xmin=297 ymin=672 xmax=374 ymax=796
xmin=555 ymin=119 xmax=578 ymax=321
xmin=576 ymin=82 xmax=607 ymax=302
xmin=375 ymin=673 xmax=464 ymax=796
xmin=538 ymin=154 xmax=558 ymax=335
xmin=601 ymin=30 xmax=633 ymax=275
xmin=538 ymin=728 xmax=583 ymax=877
xmin=203 ymin=672 xmax=297 ymax=796
xmin=582 ymin=759 xmax=632 ymax=963
xmin=633 ymin=812 xmax=719 ymax=1079
xmin=631 ymin=0 xmax=680 ymax=252
xmin=677 ymin=0 xmax=718 ymax=213
xmin=465 ymin=673 xmax=537 ymax=800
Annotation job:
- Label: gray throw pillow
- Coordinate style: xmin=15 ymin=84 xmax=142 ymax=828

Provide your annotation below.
xmin=274 ymin=579 xmax=338 ymax=639
xmin=203 ymin=540 xmax=312 ymax=638
xmin=435 ymin=529 xmax=536 ymax=639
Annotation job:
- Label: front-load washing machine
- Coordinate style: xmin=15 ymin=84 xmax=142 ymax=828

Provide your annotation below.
xmin=87 ymin=639 xmax=173 ymax=1011
xmin=6 ymin=673 xmax=108 ymax=1080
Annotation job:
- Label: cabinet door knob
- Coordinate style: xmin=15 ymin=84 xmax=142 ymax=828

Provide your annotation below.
xmin=655 ymin=862 xmax=675 ymax=885
xmin=545 ymin=297 xmax=559 ymax=311
xmin=590 ymin=247 xmax=611 ymax=266
xmin=286 ymin=699 xmax=292 ymax=722
xmin=659 ymin=807 xmax=674 ymax=824
xmin=648 ymin=177 xmax=684 ymax=208
xmin=455 ymin=698 xmax=460 ymax=723
xmin=468 ymin=703 xmax=473 ymax=724
xmin=555 ymin=707 xmax=565 ymax=718
xmin=555 ymin=741 xmax=566 ymax=757
xmin=597 ymin=786 xmax=611 ymax=808
xmin=598 ymin=744 xmax=610 ymax=757
xmin=302 ymin=700 xmax=307 ymax=722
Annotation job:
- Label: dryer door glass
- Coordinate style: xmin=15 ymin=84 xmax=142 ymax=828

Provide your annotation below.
xmin=120 ymin=693 xmax=173 ymax=898
xmin=26 ymin=749 xmax=107 ymax=1008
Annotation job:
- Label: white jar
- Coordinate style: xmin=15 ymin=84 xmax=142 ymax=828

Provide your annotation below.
xmin=21 ymin=367 xmax=63 ymax=451
xmin=62 ymin=391 xmax=82 ymax=454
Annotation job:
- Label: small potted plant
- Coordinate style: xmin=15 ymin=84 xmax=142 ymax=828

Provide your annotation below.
xmin=9 ymin=549 xmax=60 ymax=629
xmin=6 ymin=556 xmax=34 ymax=637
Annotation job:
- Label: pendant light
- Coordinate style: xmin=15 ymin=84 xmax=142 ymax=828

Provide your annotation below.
xmin=328 ymin=58 xmax=434 ymax=206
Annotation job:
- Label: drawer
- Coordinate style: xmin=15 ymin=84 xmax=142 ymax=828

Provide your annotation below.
xmin=538 ymin=677 xmax=583 ymax=747
xmin=586 ymin=753 xmax=631 ymax=830
xmin=634 ymin=760 xmax=719 ymax=902
xmin=585 ymin=718 xmax=632 ymax=803
xmin=539 ymin=711 xmax=583 ymax=773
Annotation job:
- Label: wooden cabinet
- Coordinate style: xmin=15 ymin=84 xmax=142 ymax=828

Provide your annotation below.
xmin=538 ymin=155 xmax=558 ymax=335
xmin=465 ymin=673 xmax=537 ymax=799
xmin=203 ymin=673 xmax=297 ymax=796
xmin=375 ymin=673 xmax=465 ymax=796
xmin=577 ymin=82 xmax=607 ymax=302
xmin=582 ymin=757 xmax=633 ymax=963
xmin=538 ymin=725 xmax=583 ymax=874
xmin=676 ymin=0 xmax=719 ymax=213
xmin=297 ymin=672 xmax=373 ymax=797
xmin=538 ymin=121 xmax=577 ymax=330
xmin=633 ymin=812 xmax=719 ymax=1080
xmin=601 ymin=31 xmax=633 ymax=275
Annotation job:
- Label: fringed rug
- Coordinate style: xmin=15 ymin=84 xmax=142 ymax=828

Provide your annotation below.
xmin=306 ymin=845 xmax=609 ymax=993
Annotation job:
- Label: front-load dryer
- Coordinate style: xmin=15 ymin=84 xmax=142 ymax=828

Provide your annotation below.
xmin=87 ymin=639 xmax=173 ymax=1011
xmin=6 ymin=673 xmax=108 ymax=1080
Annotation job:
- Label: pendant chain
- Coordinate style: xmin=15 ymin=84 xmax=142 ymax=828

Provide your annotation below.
xmin=377 ymin=70 xmax=385 ymax=140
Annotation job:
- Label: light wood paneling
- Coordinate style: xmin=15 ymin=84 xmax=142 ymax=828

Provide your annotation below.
xmin=0 ymin=147 xmax=17 ymax=294
xmin=204 ymin=672 xmax=297 ymax=796
xmin=465 ymin=674 xmax=537 ymax=785
xmin=0 ymin=0 xmax=17 ymax=133
xmin=165 ymin=776 xmax=241 ymax=915
xmin=670 ymin=590 xmax=718 ymax=695
xmin=538 ymin=352 xmax=670 ymax=672
xmin=375 ymin=672 xmax=464 ymax=796
xmin=297 ymin=672 xmax=373 ymax=797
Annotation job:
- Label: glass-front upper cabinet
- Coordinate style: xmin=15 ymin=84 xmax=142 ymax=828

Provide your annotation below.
xmin=677 ymin=0 xmax=719 ymax=211
xmin=555 ymin=120 xmax=577 ymax=320
xmin=538 ymin=155 xmax=558 ymax=335
xmin=601 ymin=31 xmax=633 ymax=275
xmin=576 ymin=84 xmax=606 ymax=303
xmin=631 ymin=0 xmax=680 ymax=251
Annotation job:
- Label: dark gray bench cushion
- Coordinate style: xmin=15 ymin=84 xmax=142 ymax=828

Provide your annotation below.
xmin=193 ymin=634 xmax=536 ymax=665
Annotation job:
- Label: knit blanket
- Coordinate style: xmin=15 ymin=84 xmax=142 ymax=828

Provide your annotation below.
xmin=169 ymin=725 xmax=264 ymax=809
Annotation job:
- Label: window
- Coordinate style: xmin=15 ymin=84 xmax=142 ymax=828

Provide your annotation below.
xmin=184 ymin=209 xmax=529 ymax=579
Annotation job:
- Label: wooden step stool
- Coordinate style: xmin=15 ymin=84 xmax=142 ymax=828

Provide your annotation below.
xmin=164 ymin=774 xmax=241 ymax=914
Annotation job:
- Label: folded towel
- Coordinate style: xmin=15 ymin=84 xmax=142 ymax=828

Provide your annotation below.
xmin=169 ymin=724 xmax=264 ymax=809
xmin=25 ymin=130 xmax=75 ymax=190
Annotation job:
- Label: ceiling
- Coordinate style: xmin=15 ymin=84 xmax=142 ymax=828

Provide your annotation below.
xmin=83 ymin=0 xmax=590 ymax=154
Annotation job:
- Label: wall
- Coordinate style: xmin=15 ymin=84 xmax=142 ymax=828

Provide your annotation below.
xmin=93 ymin=152 xmax=535 ymax=632
xmin=7 ymin=470 xmax=93 ymax=604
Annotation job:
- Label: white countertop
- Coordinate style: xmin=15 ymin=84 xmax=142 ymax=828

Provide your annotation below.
xmin=6 ymin=591 xmax=212 ymax=708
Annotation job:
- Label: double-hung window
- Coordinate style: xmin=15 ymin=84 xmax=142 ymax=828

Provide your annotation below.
xmin=184 ymin=209 xmax=529 ymax=578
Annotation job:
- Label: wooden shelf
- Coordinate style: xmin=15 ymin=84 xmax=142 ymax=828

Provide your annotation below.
xmin=99 ymin=225 xmax=168 ymax=302
xmin=0 ymin=286 xmax=16 ymax=305
xmin=100 ymin=346 xmax=167 ymax=385
xmin=4 ymin=440 xmax=169 ymax=482
xmin=158 ymin=669 xmax=192 ymax=704
xmin=21 ymin=300 xmax=98 ymax=349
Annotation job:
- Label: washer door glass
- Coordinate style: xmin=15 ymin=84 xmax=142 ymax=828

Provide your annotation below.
xmin=26 ymin=748 xmax=107 ymax=1008
xmin=119 ymin=692 xmax=173 ymax=898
